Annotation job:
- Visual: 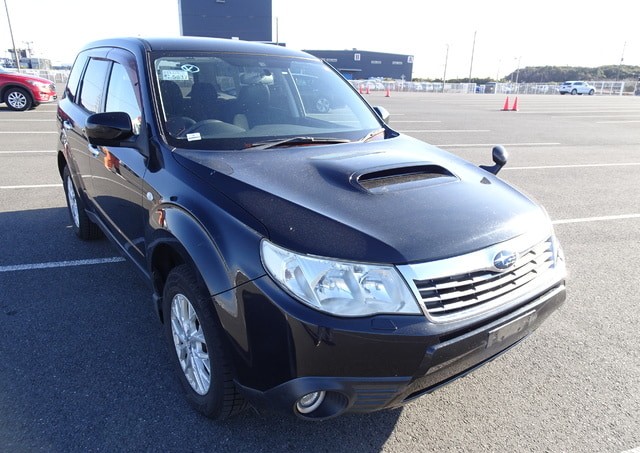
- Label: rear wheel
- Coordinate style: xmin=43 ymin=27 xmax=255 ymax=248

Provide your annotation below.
xmin=315 ymin=97 xmax=331 ymax=113
xmin=163 ymin=264 xmax=246 ymax=419
xmin=571 ymin=89 xmax=577 ymax=95
xmin=62 ymin=166 xmax=102 ymax=240
xmin=4 ymin=87 xmax=32 ymax=111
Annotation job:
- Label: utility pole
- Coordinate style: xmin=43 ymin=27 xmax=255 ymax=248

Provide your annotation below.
xmin=616 ymin=41 xmax=626 ymax=81
xmin=514 ymin=56 xmax=521 ymax=92
xmin=442 ymin=44 xmax=449 ymax=93
xmin=3 ymin=0 xmax=20 ymax=71
xmin=468 ymin=31 xmax=476 ymax=85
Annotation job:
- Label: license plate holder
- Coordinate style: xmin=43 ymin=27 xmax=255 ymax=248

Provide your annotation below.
xmin=487 ymin=310 xmax=537 ymax=349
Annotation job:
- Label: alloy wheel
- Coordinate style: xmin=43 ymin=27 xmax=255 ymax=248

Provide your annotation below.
xmin=7 ymin=91 xmax=28 ymax=110
xmin=66 ymin=176 xmax=80 ymax=228
xmin=170 ymin=293 xmax=211 ymax=395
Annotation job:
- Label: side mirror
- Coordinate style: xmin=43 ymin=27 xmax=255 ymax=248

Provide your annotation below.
xmin=85 ymin=112 xmax=134 ymax=145
xmin=373 ymin=106 xmax=390 ymax=124
xmin=480 ymin=145 xmax=508 ymax=175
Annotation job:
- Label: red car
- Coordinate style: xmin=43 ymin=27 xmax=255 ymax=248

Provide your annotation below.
xmin=0 ymin=67 xmax=57 ymax=111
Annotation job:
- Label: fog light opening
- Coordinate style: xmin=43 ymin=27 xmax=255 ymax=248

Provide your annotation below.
xmin=296 ymin=391 xmax=326 ymax=414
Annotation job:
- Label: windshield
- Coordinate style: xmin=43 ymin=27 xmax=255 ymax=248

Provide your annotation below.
xmin=152 ymin=52 xmax=383 ymax=150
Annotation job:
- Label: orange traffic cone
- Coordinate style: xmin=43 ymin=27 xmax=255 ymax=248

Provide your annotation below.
xmin=511 ymin=97 xmax=519 ymax=111
xmin=366 ymin=85 xmax=371 ymax=95
xmin=359 ymin=85 xmax=364 ymax=94
xmin=502 ymin=96 xmax=510 ymax=111
xmin=385 ymin=87 xmax=391 ymax=97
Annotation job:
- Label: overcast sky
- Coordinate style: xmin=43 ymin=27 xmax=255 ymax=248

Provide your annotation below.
xmin=1 ymin=0 xmax=638 ymax=79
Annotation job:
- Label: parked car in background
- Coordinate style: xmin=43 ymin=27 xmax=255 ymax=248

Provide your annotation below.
xmin=559 ymin=81 xmax=595 ymax=95
xmin=57 ymin=36 xmax=566 ymax=421
xmin=292 ymin=73 xmax=335 ymax=113
xmin=0 ymin=67 xmax=57 ymax=110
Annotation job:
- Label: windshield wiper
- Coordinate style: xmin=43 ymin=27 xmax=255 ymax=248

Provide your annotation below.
xmin=359 ymin=128 xmax=386 ymax=142
xmin=246 ymin=136 xmax=351 ymax=150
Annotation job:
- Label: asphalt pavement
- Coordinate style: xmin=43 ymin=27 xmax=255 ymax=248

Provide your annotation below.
xmin=1 ymin=92 xmax=639 ymax=452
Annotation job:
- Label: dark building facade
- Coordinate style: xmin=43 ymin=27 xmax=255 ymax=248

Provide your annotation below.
xmin=304 ymin=50 xmax=413 ymax=80
xmin=178 ymin=0 xmax=272 ymax=42
xmin=177 ymin=1 xmax=412 ymax=80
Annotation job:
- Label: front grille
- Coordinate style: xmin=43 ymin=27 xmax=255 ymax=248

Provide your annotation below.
xmin=413 ymin=237 xmax=555 ymax=318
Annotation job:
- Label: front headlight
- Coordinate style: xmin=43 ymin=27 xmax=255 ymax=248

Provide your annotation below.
xmin=26 ymin=80 xmax=50 ymax=90
xmin=260 ymin=240 xmax=421 ymax=317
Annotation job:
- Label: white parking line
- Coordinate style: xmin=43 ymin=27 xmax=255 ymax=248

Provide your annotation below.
xmin=552 ymin=115 xmax=640 ymax=118
xmin=438 ymin=142 xmax=560 ymax=148
xmin=0 ymin=150 xmax=56 ymax=154
xmin=0 ymin=119 xmax=55 ymax=122
xmin=504 ymin=162 xmax=640 ymax=170
xmin=553 ymin=214 xmax=640 ymax=225
xmin=393 ymin=120 xmax=442 ymax=123
xmin=0 ymin=184 xmax=62 ymax=189
xmin=399 ymin=129 xmax=490 ymax=133
xmin=596 ymin=120 xmax=640 ymax=124
xmin=0 ymin=257 xmax=126 ymax=273
xmin=0 ymin=131 xmax=57 ymax=134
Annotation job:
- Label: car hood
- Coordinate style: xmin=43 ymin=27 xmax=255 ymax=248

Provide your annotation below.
xmin=1 ymin=72 xmax=54 ymax=85
xmin=173 ymin=135 xmax=549 ymax=264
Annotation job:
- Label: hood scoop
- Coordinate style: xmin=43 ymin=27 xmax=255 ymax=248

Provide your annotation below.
xmin=354 ymin=164 xmax=457 ymax=193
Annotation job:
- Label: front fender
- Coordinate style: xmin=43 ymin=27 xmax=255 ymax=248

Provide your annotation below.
xmin=148 ymin=203 xmax=266 ymax=301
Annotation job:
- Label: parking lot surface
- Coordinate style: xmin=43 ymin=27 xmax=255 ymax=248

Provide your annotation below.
xmin=1 ymin=93 xmax=639 ymax=452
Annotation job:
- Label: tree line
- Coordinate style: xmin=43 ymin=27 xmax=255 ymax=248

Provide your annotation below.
xmin=416 ymin=65 xmax=640 ymax=84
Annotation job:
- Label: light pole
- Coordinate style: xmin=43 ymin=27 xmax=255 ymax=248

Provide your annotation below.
xmin=468 ymin=31 xmax=477 ymax=85
xmin=3 ymin=0 xmax=20 ymax=71
xmin=514 ymin=56 xmax=521 ymax=92
xmin=442 ymin=44 xmax=449 ymax=93
xmin=616 ymin=41 xmax=626 ymax=81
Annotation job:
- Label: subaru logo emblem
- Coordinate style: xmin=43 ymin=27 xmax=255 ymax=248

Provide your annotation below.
xmin=493 ymin=250 xmax=517 ymax=270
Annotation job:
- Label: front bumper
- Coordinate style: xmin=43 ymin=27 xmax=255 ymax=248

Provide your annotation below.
xmin=218 ymin=274 xmax=565 ymax=420
xmin=34 ymin=91 xmax=57 ymax=103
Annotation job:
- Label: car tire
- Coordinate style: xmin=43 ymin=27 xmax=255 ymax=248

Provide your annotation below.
xmin=63 ymin=166 xmax=102 ymax=240
xmin=588 ymin=89 xmax=595 ymax=95
xmin=163 ymin=264 xmax=246 ymax=420
xmin=4 ymin=87 xmax=33 ymax=111
xmin=571 ymin=89 xmax=577 ymax=95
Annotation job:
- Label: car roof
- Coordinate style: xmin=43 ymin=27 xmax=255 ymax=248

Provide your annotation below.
xmin=80 ymin=36 xmax=315 ymax=60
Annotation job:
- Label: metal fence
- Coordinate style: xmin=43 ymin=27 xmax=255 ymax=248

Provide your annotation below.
xmin=17 ymin=69 xmax=640 ymax=96
xmin=21 ymin=69 xmax=70 ymax=84
xmin=351 ymin=79 xmax=639 ymax=96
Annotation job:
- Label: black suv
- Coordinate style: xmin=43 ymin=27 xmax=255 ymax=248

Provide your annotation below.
xmin=57 ymin=37 xmax=566 ymax=421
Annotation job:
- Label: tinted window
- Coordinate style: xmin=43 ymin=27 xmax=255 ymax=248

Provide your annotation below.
xmin=65 ymin=51 xmax=89 ymax=102
xmin=78 ymin=58 xmax=111 ymax=113
xmin=106 ymin=62 xmax=142 ymax=135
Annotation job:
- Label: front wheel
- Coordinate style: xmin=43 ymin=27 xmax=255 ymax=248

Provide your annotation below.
xmin=4 ymin=87 xmax=33 ymax=111
xmin=163 ymin=264 xmax=246 ymax=419
xmin=571 ymin=89 xmax=577 ymax=95
xmin=62 ymin=166 xmax=102 ymax=240
xmin=588 ymin=89 xmax=595 ymax=95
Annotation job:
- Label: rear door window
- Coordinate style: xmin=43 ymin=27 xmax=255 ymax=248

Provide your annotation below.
xmin=78 ymin=58 xmax=111 ymax=113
